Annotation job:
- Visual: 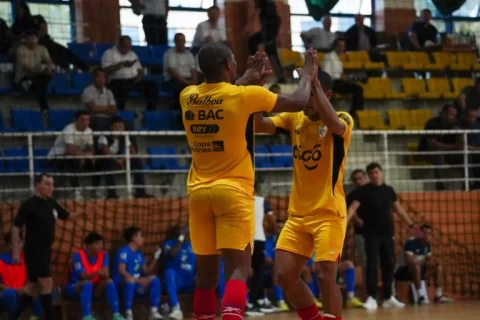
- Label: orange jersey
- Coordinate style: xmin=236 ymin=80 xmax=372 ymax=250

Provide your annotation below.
xmin=181 ymin=83 xmax=278 ymax=196
xmin=270 ymin=111 xmax=354 ymax=217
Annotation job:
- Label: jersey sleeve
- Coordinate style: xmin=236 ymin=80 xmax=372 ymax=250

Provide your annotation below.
xmin=52 ymin=200 xmax=70 ymax=220
xmin=118 ymin=248 xmax=129 ymax=265
xmin=390 ymin=186 xmax=398 ymax=203
xmin=337 ymin=112 xmax=354 ymax=139
xmin=404 ymin=239 xmax=415 ymax=255
xmin=138 ymin=253 xmax=145 ymax=266
xmin=72 ymin=253 xmax=85 ymax=274
xmin=13 ymin=201 xmax=29 ymax=227
xmin=263 ymin=199 xmax=273 ymax=215
xmin=163 ymin=240 xmax=175 ymax=252
xmin=102 ymin=252 xmax=109 ymax=268
xmin=243 ymin=86 xmax=278 ymax=114
xmin=270 ymin=113 xmax=293 ymax=133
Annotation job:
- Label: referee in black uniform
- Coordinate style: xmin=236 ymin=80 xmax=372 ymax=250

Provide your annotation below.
xmin=11 ymin=173 xmax=86 ymax=320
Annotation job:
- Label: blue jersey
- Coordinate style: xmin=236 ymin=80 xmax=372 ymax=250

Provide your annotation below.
xmin=404 ymin=238 xmax=431 ymax=257
xmin=70 ymin=251 xmax=109 ymax=284
xmin=305 ymin=254 xmax=315 ymax=267
xmin=112 ymin=245 xmax=145 ymax=283
xmin=265 ymin=235 xmax=277 ymax=260
xmin=164 ymin=240 xmax=196 ymax=277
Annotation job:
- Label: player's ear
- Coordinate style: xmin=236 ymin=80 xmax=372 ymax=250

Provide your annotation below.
xmin=324 ymin=90 xmax=333 ymax=100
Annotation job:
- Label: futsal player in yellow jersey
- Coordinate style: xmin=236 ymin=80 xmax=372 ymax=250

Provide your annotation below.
xmin=181 ymin=43 xmax=319 ymax=320
xmin=255 ymin=71 xmax=353 ymax=320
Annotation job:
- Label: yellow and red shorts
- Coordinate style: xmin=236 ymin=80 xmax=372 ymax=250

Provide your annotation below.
xmin=276 ymin=213 xmax=347 ymax=262
xmin=188 ymin=185 xmax=254 ymax=255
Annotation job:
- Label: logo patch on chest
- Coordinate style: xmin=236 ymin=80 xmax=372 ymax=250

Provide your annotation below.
xmin=318 ymin=125 xmax=328 ymax=137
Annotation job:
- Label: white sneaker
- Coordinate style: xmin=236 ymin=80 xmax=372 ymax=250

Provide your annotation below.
xmin=150 ymin=310 xmax=164 ymax=320
xmin=383 ymin=296 xmax=405 ymax=308
xmin=169 ymin=308 xmax=183 ymax=320
xmin=125 ymin=310 xmax=134 ymax=320
xmin=363 ymin=296 xmax=378 ymax=310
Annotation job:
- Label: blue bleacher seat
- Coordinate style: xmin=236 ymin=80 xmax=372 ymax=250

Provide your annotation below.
xmin=270 ymin=145 xmax=293 ymax=168
xmin=147 ymin=146 xmax=178 ymax=170
xmin=0 ymin=87 xmax=12 ymax=95
xmin=0 ymin=54 xmax=9 ymax=63
xmin=118 ymin=111 xmax=135 ymax=123
xmin=11 ymin=109 xmax=45 ymax=132
xmin=255 ymin=145 xmax=271 ymax=168
xmin=33 ymin=148 xmax=51 ymax=172
xmin=5 ymin=148 xmax=29 ymax=173
xmin=0 ymin=151 xmax=5 ymax=173
xmin=72 ymin=73 xmax=93 ymax=91
xmin=132 ymin=46 xmax=155 ymax=65
xmin=48 ymin=73 xmax=72 ymax=95
xmin=151 ymin=45 xmax=169 ymax=64
xmin=0 ymin=111 xmax=14 ymax=132
xmin=144 ymin=111 xmax=181 ymax=131
xmin=48 ymin=109 xmax=76 ymax=131
xmin=68 ymin=42 xmax=95 ymax=61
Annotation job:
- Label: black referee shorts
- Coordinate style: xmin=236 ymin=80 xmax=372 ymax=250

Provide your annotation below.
xmin=24 ymin=245 xmax=52 ymax=282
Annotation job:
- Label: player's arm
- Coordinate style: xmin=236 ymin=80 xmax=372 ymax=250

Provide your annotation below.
xmin=73 ymin=253 xmax=101 ymax=280
xmin=117 ymin=250 xmax=135 ymax=282
xmin=99 ymin=252 xmax=110 ymax=279
xmin=263 ymin=199 xmax=276 ymax=234
xmin=392 ymin=200 xmax=416 ymax=228
xmin=143 ymin=250 xmax=161 ymax=276
xmin=310 ymin=77 xmax=346 ymax=136
xmin=347 ymin=200 xmax=361 ymax=223
xmin=165 ymin=234 xmax=187 ymax=258
xmin=403 ymin=240 xmax=417 ymax=266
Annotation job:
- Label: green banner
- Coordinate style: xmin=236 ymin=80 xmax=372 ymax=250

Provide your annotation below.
xmin=304 ymin=0 xmax=340 ymax=21
xmin=431 ymin=0 xmax=467 ymax=15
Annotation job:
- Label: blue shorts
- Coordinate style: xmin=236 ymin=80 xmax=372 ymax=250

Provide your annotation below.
xmin=166 ymin=269 xmax=195 ymax=293
xmin=115 ymin=281 xmax=150 ymax=297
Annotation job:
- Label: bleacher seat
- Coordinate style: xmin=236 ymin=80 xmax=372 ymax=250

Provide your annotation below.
xmin=279 ymin=49 xmax=304 ymax=69
xmin=433 ymin=52 xmax=456 ymax=69
xmin=48 ymin=73 xmax=75 ymax=95
xmin=270 ymin=145 xmax=293 ymax=168
xmin=118 ymin=111 xmax=136 ymax=123
xmin=356 ymin=110 xmax=389 ymax=130
xmin=33 ymin=148 xmax=51 ymax=172
xmin=363 ymin=78 xmax=407 ymax=100
xmin=401 ymin=78 xmax=440 ymax=99
xmin=0 ymin=112 xmax=14 ymax=132
xmin=143 ymin=111 xmax=181 ymax=131
xmin=386 ymin=51 xmax=409 ymax=69
xmin=11 ymin=109 xmax=46 ymax=132
xmin=0 ymin=86 xmax=12 ymax=95
xmin=255 ymin=145 xmax=271 ymax=168
xmin=68 ymin=43 xmax=96 ymax=63
xmin=147 ymin=147 xmax=178 ymax=170
xmin=316 ymin=52 xmax=325 ymax=66
xmin=48 ymin=109 xmax=76 ymax=131
xmin=387 ymin=109 xmax=411 ymax=130
xmin=404 ymin=52 xmax=443 ymax=71
xmin=452 ymin=52 xmax=480 ymax=71
xmin=426 ymin=78 xmax=457 ymax=100
xmin=72 ymin=73 xmax=93 ymax=91
xmin=339 ymin=53 xmax=362 ymax=70
xmin=408 ymin=109 xmax=433 ymax=130
xmin=151 ymin=45 xmax=169 ymax=65
xmin=346 ymin=51 xmax=384 ymax=70
xmin=132 ymin=46 xmax=155 ymax=65
xmin=452 ymin=77 xmax=474 ymax=95
xmin=5 ymin=148 xmax=29 ymax=173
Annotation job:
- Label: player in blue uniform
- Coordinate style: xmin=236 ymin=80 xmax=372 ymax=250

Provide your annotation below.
xmin=163 ymin=225 xmax=196 ymax=320
xmin=113 ymin=227 xmax=163 ymax=320
xmin=66 ymin=232 xmax=124 ymax=320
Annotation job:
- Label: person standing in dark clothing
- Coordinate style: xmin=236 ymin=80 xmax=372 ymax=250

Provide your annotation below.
xmin=245 ymin=0 xmax=285 ymax=83
xmin=347 ymin=163 xmax=421 ymax=310
xmin=11 ymin=173 xmax=87 ymax=320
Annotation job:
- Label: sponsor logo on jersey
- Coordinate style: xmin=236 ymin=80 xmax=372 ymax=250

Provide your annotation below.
xmin=190 ymin=140 xmax=225 ymax=153
xmin=186 ymin=94 xmax=224 ymax=106
xmin=338 ymin=113 xmax=351 ymax=125
xmin=293 ymin=144 xmax=322 ymax=170
xmin=189 ymin=124 xmax=220 ymax=134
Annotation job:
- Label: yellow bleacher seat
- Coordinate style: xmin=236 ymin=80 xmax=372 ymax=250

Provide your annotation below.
xmin=356 ymin=110 xmax=389 ymax=130
xmin=452 ymin=52 xmax=480 ymax=71
xmin=426 ymin=78 xmax=457 ymax=100
xmin=432 ymin=52 xmax=456 ymax=69
xmin=401 ymin=78 xmax=440 ymax=99
xmin=404 ymin=52 xmax=443 ymax=71
xmin=386 ymin=51 xmax=409 ymax=69
xmin=317 ymin=52 xmax=325 ymax=67
xmin=387 ymin=109 xmax=410 ymax=129
xmin=407 ymin=109 xmax=433 ymax=130
xmin=363 ymin=78 xmax=407 ymax=100
xmin=339 ymin=52 xmax=362 ymax=70
xmin=279 ymin=49 xmax=304 ymax=69
xmin=407 ymin=142 xmax=429 ymax=165
xmin=346 ymin=51 xmax=385 ymax=70
xmin=452 ymin=77 xmax=475 ymax=95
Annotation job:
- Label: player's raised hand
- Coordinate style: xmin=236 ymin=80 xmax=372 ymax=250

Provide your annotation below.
xmin=301 ymin=48 xmax=318 ymax=82
xmin=236 ymin=52 xmax=272 ymax=86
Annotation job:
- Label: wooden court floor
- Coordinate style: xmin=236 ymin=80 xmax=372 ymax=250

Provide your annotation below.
xmin=247 ymin=301 xmax=480 ymax=320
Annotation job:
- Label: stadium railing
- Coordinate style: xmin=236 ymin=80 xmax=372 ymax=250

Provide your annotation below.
xmin=0 ymin=130 xmax=479 ymax=297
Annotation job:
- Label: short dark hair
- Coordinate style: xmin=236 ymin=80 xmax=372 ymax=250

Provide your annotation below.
xmin=421 ymin=223 xmax=432 ymax=230
xmin=92 ymin=67 xmax=104 ymax=77
xmin=466 ymin=107 xmax=478 ymax=114
xmin=110 ymin=116 xmax=124 ymax=126
xmin=421 ymin=8 xmax=432 ymax=14
xmin=317 ymin=70 xmax=333 ymax=92
xmin=441 ymin=103 xmax=456 ymax=114
xmin=198 ymin=42 xmax=233 ymax=80
xmin=350 ymin=169 xmax=365 ymax=180
xmin=269 ymin=84 xmax=281 ymax=92
xmin=174 ymin=33 xmax=185 ymax=42
xmin=366 ymin=162 xmax=382 ymax=172
xmin=75 ymin=110 xmax=90 ymax=119
xmin=123 ymin=226 xmax=141 ymax=243
xmin=208 ymin=5 xmax=220 ymax=11
xmin=119 ymin=35 xmax=131 ymax=44
xmin=331 ymin=38 xmax=345 ymax=51
xmin=34 ymin=172 xmax=52 ymax=184
xmin=84 ymin=232 xmax=104 ymax=245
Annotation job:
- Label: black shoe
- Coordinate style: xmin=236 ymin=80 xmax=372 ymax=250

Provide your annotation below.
xmin=259 ymin=303 xmax=275 ymax=313
xmin=245 ymin=305 xmax=264 ymax=317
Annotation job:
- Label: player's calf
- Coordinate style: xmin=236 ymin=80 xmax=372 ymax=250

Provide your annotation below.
xmin=194 ymin=255 xmax=220 ymax=320
xmin=314 ymin=261 xmax=343 ymax=319
xmin=337 ymin=260 xmax=364 ymax=309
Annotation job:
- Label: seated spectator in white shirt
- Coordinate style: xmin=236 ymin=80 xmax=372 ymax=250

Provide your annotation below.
xmin=95 ymin=116 xmax=151 ymax=199
xmin=164 ymin=33 xmax=198 ymax=109
xmin=191 ymin=6 xmax=227 ymax=55
xmin=323 ymin=39 xmax=364 ymax=116
xmin=15 ymin=31 xmax=53 ymax=113
xmin=81 ymin=68 xmax=117 ymax=131
xmin=48 ymin=111 xmax=95 ymax=193
xmin=101 ymin=35 xmax=158 ymax=111
xmin=300 ymin=16 xmax=336 ymax=52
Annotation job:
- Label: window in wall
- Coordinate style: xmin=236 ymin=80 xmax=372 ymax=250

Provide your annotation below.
xmin=0 ymin=1 xmax=13 ymax=25
xmin=430 ymin=19 xmax=446 ymax=33
xmin=289 ymin=0 xmax=371 ymax=15
xmin=415 ymin=0 xmax=480 ymax=17
xmin=454 ymin=21 xmax=480 ymax=40
xmin=28 ymin=3 xmax=72 ymax=46
xmin=290 ymin=16 xmax=371 ymax=52
xmin=119 ymin=8 xmax=145 ymax=45
xmin=169 ymin=0 xmax=214 ymax=8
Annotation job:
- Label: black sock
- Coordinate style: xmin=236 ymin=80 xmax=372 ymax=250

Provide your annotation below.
xmin=10 ymin=294 xmax=34 ymax=320
xmin=39 ymin=293 xmax=55 ymax=320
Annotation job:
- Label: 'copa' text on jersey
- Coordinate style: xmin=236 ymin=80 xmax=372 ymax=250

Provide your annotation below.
xmin=190 ymin=140 xmax=225 ymax=153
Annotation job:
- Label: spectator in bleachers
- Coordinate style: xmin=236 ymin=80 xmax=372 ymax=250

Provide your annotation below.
xmin=96 ymin=116 xmax=151 ymax=199
xmin=300 ymin=16 xmax=336 ymax=52
xmin=164 ymin=33 xmax=198 ymax=109
xmin=81 ymin=68 xmax=118 ymax=131
xmin=131 ymin=0 xmax=168 ymax=46
xmin=322 ymin=39 xmax=364 ymax=116
xmin=10 ymin=2 xmax=36 ymax=41
xmin=457 ymin=78 xmax=480 ymax=116
xmin=14 ymin=30 xmax=53 ymax=113
xmin=394 ymin=224 xmax=453 ymax=304
xmin=191 ymin=6 xmax=227 ymax=56
xmin=0 ymin=18 xmax=14 ymax=54
xmin=459 ymin=107 xmax=480 ymax=189
xmin=345 ymin=14 xmax=377 ymax=52
xmin=48 ymin=110 xmax=95 ymax=197
xmin=408 ymin=9 xmax=439 ymax=50
xmin=163 ymin=225 xmax=195 ymax=320
xmin=417 ymin=104 xmax=461 ymax=190
xmin=102 ymin=35 xmax=159 ymax=111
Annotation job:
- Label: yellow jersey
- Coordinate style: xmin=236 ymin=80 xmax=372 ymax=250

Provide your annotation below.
xmin=270 ymin=111 xmax=354 ymax=217
xmin=181 ymin=82 xmax=278 ymax=196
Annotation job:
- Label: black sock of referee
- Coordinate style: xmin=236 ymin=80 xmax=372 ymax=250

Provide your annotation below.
xmin=40 ymin=293 xmax=56 ymax=320
xmin=9 ymin=294 xmax=34 ymax=320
